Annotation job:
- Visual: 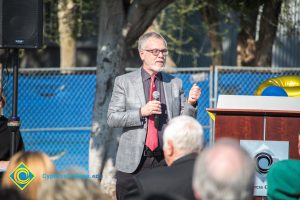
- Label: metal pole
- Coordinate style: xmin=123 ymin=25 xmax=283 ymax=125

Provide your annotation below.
xmin=9 ymin=49 xmax=20 ymax=157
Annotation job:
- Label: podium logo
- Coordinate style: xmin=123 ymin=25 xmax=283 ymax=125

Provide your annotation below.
xmin=9 ymin=162 xmax=36 ymax=190
xmin=255 ymin=152 xmax=273 ymax=174
xmin=254 ymin=148 xmax=279 ymax=182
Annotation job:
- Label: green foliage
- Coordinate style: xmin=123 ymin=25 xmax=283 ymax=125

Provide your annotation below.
xmin=76 ymin=0 xmax=99 ymax=39
xmin=156 ymin=0 xmax=235 ymax=66
xmin=156 ymin=0 xmax=207 ymax=66
xmin=43 ymin=0 xmax=99 ymax=44
xmin=44 ymin=0 xmax=59 ymax=43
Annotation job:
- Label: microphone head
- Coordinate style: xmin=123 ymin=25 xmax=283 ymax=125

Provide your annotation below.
xmin=153 ymin=91 xmax=160 ymax=100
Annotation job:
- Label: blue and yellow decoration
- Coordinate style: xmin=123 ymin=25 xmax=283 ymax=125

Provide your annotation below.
xmin=255 ymin=75 xmax=300 ymax=97
xmin=9 ymin=162 xmax=36 ymax=190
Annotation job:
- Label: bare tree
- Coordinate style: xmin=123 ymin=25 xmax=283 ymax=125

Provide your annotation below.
xmin=89 ymin=0 xmax=174 ymax=197
xmin=199 ymin=0 xmax=223 ymax=65
xmin=57 ymin=0 xmax=77 ymax=70
xmin=235 ymin=0 xmax=283 ymax=66
xmin=254 ymin=0 xmax=282 ymax=66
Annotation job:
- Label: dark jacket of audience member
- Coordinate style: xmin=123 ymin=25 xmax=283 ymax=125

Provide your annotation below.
xmin=0 ymin=115 xmax=24 ymax=161
xmin=125 ymin=116 xmax=204 ymax=200
xmin=126 ymin=153 xmax=198 ymax=200
xmin=0 ymin=187 xmax=27 ymax=200
xmin=0 ymin=115 xmax=24 ymax=182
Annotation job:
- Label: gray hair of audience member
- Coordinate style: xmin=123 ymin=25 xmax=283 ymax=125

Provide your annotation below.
xmin=37 ymin=169 xmax=111 ymax=200
xmin=193 ymin=138 xmax=255 ymax=200
xmin=138 ymin=32 xmax=168 ymax=52
xmin=163 ymin=115 xmax=204 ymax=154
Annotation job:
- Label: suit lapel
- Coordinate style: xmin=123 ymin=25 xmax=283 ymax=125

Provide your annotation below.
xmin=132 ymin=68 xmax=146 ymax=105
xmin=162 ymin=72 xmax=173 ymax=119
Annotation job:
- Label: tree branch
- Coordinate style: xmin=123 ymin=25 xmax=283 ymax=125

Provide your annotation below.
xmin=124 ymin=0 xmax=174 ymax=45
xmin=255 ymin=0 xmax=282 ymax=66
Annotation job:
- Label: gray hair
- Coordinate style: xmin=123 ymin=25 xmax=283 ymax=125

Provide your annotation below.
xmin=163 ymin=115 xmax=204 ymax=154
xmin=193 ymin=138 xmax=255 ymax=200
xmin=38 ymin=169 xmax=111 ymax=200
xmin=138 ymin=32 xmax=167 ymax=51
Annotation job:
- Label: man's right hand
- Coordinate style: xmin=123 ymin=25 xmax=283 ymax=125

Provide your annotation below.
xmin=141 ymin=100 xmax=161 ymax=117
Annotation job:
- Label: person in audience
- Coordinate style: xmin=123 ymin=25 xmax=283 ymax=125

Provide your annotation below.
xmin=2 ymin=151 xmax=56 ymax=200
xmin=267 ymin=132 xmax=300 ymax=200
xmin=193 ymin=138 xmax=255 ymax=200
xmin=267 ymin=160 xmax=300 ymax=200
xmin=125 ymin=115 xmax=204 ymax=200
xmin=143 ymin=193 xmax=187 ymax=200
xmin=0 ymin=93 xmax=24 ymax=177
xmin=38 ymin=169 xmax=111 ymax=200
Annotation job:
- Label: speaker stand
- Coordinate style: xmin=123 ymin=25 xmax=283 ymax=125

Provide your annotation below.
xmin=8 ymin=49 xmax=21 ymax=157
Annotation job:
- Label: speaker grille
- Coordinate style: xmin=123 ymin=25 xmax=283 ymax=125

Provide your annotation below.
xmin=0 ymin=0 xmax=3 ymax=45
xmin=0 ymin=0 xmax=43 ymax=49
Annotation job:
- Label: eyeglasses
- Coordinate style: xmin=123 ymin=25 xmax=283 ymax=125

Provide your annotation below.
xmin=143 ymin=49 xmax=168 ymax=56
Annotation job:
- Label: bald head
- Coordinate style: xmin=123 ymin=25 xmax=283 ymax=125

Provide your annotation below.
xmin=193 ymin=138 xmax=255 ymax=200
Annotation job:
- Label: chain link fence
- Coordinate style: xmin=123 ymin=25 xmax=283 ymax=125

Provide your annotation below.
xmin=3 ymin=66 xmax=300 ymax=172
xmin=3 ymin=68 xmax=96 ymax=172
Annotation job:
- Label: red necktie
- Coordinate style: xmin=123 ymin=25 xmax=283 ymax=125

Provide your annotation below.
xmin=145 ymin=75 xmax=158 ymax=151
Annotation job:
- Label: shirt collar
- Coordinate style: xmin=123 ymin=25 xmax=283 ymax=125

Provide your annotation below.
xmin=141 ymin=67 xmax=162 ymax=81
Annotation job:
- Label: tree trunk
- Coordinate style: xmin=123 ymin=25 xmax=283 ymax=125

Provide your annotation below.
xmin=255 ymin=0 xmax=282 ymax=67
xmin=89 ymin=0 xmax=125 ymax=197
xmin=89 ymin=0 xmax=174 ymax=197
xmin=58 ymin=0 xmax=76 ymax=70
xmin=236 ymin=0 xmax=281 ymax=67
xmin=236 ymin=2 xmax=260 ymax=66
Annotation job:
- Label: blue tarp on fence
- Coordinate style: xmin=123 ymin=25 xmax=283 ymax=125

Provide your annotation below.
xmin=4 ymin=71 xmax=289 ymax=171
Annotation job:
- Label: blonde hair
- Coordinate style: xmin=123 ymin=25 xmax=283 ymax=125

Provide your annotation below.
xmin=38 ymin=169 xmax=112 ymax=200
xmin=2 ymin=151 xmax=56 ymax=200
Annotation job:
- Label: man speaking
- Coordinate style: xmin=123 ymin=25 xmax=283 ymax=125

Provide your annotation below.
xmin=107 ymin=32 xmax=201 ymax=200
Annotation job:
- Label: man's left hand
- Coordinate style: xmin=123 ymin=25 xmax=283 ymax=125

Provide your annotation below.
xmin=188 ymin=83 xmax=201 ymax=105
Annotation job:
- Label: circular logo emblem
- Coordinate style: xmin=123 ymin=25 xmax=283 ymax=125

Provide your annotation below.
xmin=255 ymin=152 xmax=273 ymax=174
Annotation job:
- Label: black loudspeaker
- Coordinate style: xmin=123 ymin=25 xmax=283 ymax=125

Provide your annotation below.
xmin=0 ymin=0 xmax=43 ymax=49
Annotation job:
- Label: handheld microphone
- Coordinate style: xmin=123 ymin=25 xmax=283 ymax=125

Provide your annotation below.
xmin=152 ymin=91 xmax=160 ymax=128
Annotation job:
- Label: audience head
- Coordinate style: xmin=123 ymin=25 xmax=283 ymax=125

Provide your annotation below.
xmin=163 ymin=115 xmax=204 ymax=166
xmin=38 ymin=169 xmax=111 ymax=200
xmin=2 ymin=151 xmax=56 ymax=200
xmin=193 ymin=138 xmax=255 ymax=200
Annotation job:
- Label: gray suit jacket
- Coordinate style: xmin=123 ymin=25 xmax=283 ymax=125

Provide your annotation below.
xmin=107 ymin=68 xmax=196 ymax=173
